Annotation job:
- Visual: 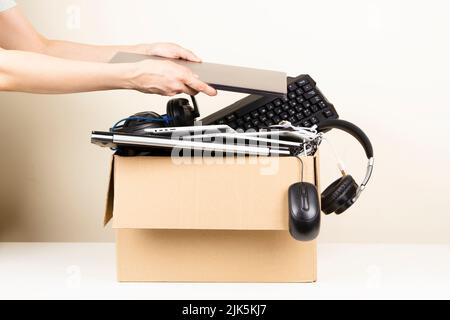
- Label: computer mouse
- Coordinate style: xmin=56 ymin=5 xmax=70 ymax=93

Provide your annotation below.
xmin=288 ymin=182 xmax=321 ymax=241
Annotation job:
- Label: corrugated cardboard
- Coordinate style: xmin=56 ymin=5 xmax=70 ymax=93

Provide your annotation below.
xmin=105 ymin=156 xmax=319 ymax=283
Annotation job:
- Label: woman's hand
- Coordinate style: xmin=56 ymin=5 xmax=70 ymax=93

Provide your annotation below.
xmin=139 ymin=42 xmax=203 ymax=63
xmin=125 ymin=57 xmax=217 ymax=97
xmin=125 ymin=43 xmax=217 ymax=97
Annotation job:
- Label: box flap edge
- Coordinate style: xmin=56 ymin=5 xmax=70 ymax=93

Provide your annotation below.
xmin=103 ymin=155 xmax=115 ymax=226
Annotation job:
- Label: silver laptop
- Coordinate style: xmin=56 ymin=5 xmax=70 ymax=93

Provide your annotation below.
xmin=91 ymin=131 xmax=292 ymax=156
xmin=110 ymin=52 xmax=287 ymax=96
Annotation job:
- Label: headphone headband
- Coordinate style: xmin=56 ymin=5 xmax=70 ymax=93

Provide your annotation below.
xmin=318 ymin=119 xmax=374 ymax=159
xmin=317 ymin=119 xmax=374 ymax=205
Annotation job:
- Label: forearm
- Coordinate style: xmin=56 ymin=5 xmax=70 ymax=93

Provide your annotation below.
xmin=0 ymin=7 xmax=144 ymax=63
xmin=0 ymin=49 xmax=134 ymax=94
xmin=42 ymin=39 xmax=146 ymax=62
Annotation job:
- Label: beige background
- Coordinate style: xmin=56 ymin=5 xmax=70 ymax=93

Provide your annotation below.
xmin=0 ymin=0 xmax=449 ymax=243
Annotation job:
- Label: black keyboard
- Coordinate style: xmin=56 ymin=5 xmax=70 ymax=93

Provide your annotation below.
xmin=202 ymin=75 xmax=339 ymax=131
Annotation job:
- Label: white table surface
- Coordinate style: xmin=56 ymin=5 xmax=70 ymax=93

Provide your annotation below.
xmin=0 ymin=243 xmax=449 ymax=300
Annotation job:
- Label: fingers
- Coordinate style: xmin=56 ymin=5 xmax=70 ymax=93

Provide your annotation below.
xmin=170 ymin=62 xmax=217 ymax=96
xmin=170 ymin=44 xmax=202 ymax=62
xmin=184 ymin=76 xmax=217 ymax=97
xmin=177 ymin=48 xmax=202 ymax=63
xmin=169 ymin=83 xmax=199 ymax=96
xmin=146 ymin=42 xmax=202 ymax=62
xmin=133 ymin=58 xmax=216 ymax=97
xmin=183 ymin=85 xmax=200 ymax=96
xmin=165 ymin=79 xmax=214 ymax=97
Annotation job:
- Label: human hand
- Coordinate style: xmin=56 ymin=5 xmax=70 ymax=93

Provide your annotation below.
xmin=125 ymin=58 xmax=217 ymax=97
xmin=140 ymin=42 xmax=203 ymax=63
xmin=126 ymin=42 xmax=217 ymax=96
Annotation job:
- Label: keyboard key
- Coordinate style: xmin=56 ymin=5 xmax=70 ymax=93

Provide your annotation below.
xmin=243 ymin=115 xmax=252 ymax=122
xmin=297 ymin=79 xmax=309 ymax=87
xmin=311 ymin=105 xmax=319 ymax=113
xmin=218 ymin=119 xmax=226 ymax=125
xmin=265 ymin=120 xmax=274 ymax=127
xmin=288 ymin=83 xmax=298 ymax=92
xmin=304 ymin=110 xmax=312 ymax=117
xmin=296 ymin=97 xmax=306 ymax=104
xmin=259 ymin=107 xmax=268 ymax=114
xmin=280 ymin=113 xmax=289 ymax=120
xmin=274 ymin=107 xmax=283 ymax=115
xmin=288 ymin=116 xmax=297 ymax=123
xmin=226 ymin=114 xmax=237 ymax=122
xmin=295 ymin=106 xmax=304 ymax=113
xmin=296 ymin=89 xmax=304 ymax=96
xmin=318 ymin=101 xmax=327 ymax=109
xmin=267 ymin=111 xmax=275 ymax=119
xmin=229 ymin=122 xmax=238 ymax=129
xmin=303 ymin=84 xmax=313 ymax=92
xmin=303 ymin=101 xmax=312 ymax=109
xmin=311 ymin=117 xmax=319 ymax=125
xmin=282 ymin=104 xmax=290 ymax=111
xmin=266 ymin=103 xmax=275 ymax=111
xmin=296 ymin=113 xmax=305 ymax=121
xmin=288 ymin=109 xmax=296 ymax=116
xmin=251 ymin=111 xmax=260 ymax=118
xmin=288 ymin=92 xmax=297 ymax=100
xmin=245 ymin=123 xmax=253 ymax=130
xmin=273 ymin=100 xmax=282 ymax=107
xmin=252 ymin=119 xmax=260 ymax=127
xmin=259 ymin=115 xmax=268 ymax=123
xmin=303 ymin=120 xmax=312 ymax=127
xmin=282 ymin=96 xmax=290 ymax=103
xmin=289 ymin=100 xmax=298 ymax=108
xmin=324 ymin=110 xmax=334 ymax=118
xmin=304 ymin=90 xmax=317 ymax=100
xmin=273 ymin=116 xmax=281 ymax=123
xmin=237 ymin=119 xmax=245 ymax=126
xmin=310 ymin=96 xmax=322 ymax=104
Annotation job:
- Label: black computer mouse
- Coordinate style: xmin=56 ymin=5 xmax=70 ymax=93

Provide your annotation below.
xmin=288 ymin=182 xmax=321 ymax=241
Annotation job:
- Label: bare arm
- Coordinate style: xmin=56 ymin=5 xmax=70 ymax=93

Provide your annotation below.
xmin=0 ymin=6 xmax=202 ymax=63
xmin=41 ymin=40 xmax=144 ymax=63
xmin=0 ymin=48 xmax=130 ymax=94
xmin=41 ymin=41 xmax=202 ymax=64
xmin=0 ymin=48 xmax=216 ymax=96
xmin=0 ymin=7 xmax=216 ymax=96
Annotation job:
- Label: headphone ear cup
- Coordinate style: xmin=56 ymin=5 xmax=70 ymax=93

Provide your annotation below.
xmin=119 ymin=111 xmax=165 ymax=134
xmin=335 ymin=199 xmax=355 ymax=215
xmin=321 ymin=177 xmax=345 ymax=215
xmin=321 ymin=175 xmax=358 ymax=215
xmin=167 ymin=98 xmax=195 ymax=127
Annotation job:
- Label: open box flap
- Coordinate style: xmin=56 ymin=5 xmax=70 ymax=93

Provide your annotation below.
xmin=104 ymin=156 xmax=318 ymax=230
xmin=104 ymin=157 xmax=115 ymax=226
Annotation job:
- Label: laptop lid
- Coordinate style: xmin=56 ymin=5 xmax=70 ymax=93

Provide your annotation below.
xmin=110 ymin=52 xmax=287 ymax=96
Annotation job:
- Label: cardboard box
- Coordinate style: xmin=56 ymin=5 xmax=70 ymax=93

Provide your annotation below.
xmin=104 ymin=156 xmax=319 ymax=283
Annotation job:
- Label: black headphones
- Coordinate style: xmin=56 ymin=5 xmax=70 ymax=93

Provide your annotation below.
xmin=319 ymin=120 xmax=374 ymax=214
xmin=111 ymin=96 xmax=200 ymax=135
xmin=289 ymin=119 xmax=374 ymax=241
